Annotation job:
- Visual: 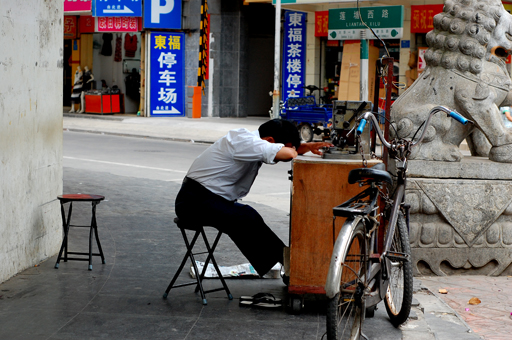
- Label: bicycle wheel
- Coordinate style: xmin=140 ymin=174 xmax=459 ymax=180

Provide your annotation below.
xmin=326 ymin=222 xmax=367 ymax=340
xmin=384 ymin=211 xmax=413 ymax=327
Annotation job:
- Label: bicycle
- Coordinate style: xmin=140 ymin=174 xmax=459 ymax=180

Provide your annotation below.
xmin=324 ymin=106 xmax=471 ymax=340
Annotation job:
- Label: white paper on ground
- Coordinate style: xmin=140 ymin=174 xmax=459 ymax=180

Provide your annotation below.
xmin=190 ymin=261 xmax=281 ymax=279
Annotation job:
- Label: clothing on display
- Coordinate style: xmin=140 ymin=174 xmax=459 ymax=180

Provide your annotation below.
xmin=100 ymin=33 xmax=113 ymax=56
xmin=82 ymin=70 xmax=94 ymax=91
xmin=114 ymin=34 xmax=122 ymax=62
xmin=125 ymin=68 xmax=141 ymax=100
xmin=124 ymin=34 xmax=137 ymax=58
xmin=71 ymin=69 xmax=83 ymax=101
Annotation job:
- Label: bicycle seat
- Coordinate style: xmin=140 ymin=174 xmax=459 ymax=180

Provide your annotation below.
xmin=348 ymin=163 xmax=392 ymax=185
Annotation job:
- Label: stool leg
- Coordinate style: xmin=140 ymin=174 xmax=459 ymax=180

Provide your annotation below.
xmin=195 ymin=230 xmax=219 ymax=291
xmin=183 ymin=229 xmax=208 ymax=305
xmin=163 ymin=230 xmax=203 ymax=301
xmin=55 ymin=202 xmax=72 ymax=269
xmin=198 ymin=230 xmax=233 ymax=300
xmin=64 ymin=202 xmax=73 ymax=262
xmin=91 ymin=202 xmax=106 ymax=264
xmin=88 ymin=212 xmax=94 ymax=271
xmin=188 ymin=251 xmax=208 ymax=305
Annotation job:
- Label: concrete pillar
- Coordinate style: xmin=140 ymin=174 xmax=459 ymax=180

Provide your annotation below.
xmin=0 ymin=0 xmax=63 ymax=283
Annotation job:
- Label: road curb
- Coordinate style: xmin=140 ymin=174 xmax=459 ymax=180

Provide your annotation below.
xmin=63 ymin=128 xmax=215 ymax=145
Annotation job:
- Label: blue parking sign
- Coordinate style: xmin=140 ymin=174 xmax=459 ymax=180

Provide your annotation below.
xmin=93 ymin=0 xmax=142 ymax=17
xmin=144 ymin=0 xmax=182 ymax=29
xmin=149 ymin=32 xmax=185 ymax=117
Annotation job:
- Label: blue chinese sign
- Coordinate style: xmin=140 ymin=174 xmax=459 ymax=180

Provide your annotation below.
xmin=282 ymin=11 xmax=307 ymax=103
xmin=144 ymin=0 xmax=182 ymax=29
xmin=149 ymin=32 xmax=185 ymax=117
xmin=93 ymin=0 xmax=142 ymax=17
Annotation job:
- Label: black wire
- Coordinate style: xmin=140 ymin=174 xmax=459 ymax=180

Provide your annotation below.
xmin=372 ymin=112 xmax=399 ymax=138
xmin=357 ymin=0 xmax=390 ymax=58
xmin=411 ymin=108 xmax=443 ymax=141
xmin=411 ymin=121 xmax=425 ymax=142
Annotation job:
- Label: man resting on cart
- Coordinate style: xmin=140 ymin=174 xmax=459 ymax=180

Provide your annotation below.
xmin=175 ymin=119 xmax=332 ymax=281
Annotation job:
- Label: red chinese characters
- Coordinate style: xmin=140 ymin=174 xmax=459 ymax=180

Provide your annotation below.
xmin=64 ymin=16 xmax=77 ymax=39
xmin=80 ymin=16 xmax=95 ymax=33
xmin=410 ymin=5 xmax=443 ymax=33
xmin=97 ymin=17 xmax=139 ymax=32
xmin=315 ymin=11 xmax=329 ymax=37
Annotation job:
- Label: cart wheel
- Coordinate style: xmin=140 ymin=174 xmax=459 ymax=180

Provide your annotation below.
xmin=299 ymin=124 xmax=313 ymax=142
xmin=290 ymin=295 xmax=304 ymax=314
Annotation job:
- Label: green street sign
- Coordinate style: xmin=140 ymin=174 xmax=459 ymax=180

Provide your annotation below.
xmin=328 ymin=6 xmax=404 ymax=40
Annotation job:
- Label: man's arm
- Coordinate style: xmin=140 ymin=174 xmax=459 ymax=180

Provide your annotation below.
xmin=297 ymin=142 xmax=334 ymax=155
xmin=274 ymin=146 xmax=298 ymax=162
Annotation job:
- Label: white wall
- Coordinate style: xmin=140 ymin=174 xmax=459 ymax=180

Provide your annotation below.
xmin=92 ymin=32 xmax=142 ymax=114
xmin=0 ymin=0 xmax=63 ymax=283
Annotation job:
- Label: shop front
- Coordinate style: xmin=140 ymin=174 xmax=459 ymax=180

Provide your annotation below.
xmin=63 ymin=0 xmax=143 ymax=115
xmin=319 ymin=5 xmax=404 ymax=103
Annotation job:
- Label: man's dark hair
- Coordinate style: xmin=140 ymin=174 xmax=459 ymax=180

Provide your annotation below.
xmin=258 ymin=119 xmax=301 ymax=149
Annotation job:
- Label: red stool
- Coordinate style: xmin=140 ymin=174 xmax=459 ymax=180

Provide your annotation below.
xmin=54 ymin=194 xmax=106 ymax=271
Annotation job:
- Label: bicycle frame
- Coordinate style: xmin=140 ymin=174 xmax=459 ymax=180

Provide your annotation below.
xmin=324 ymin=106 xmax=471 ymax=340
xmin=326 ymin=105 xmax=468 ymax=298
xmin=325 ymin=165 xmax=407 ymax=304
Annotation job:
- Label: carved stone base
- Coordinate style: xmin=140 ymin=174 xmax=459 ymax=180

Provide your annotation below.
xmin=397 ymin=158 xmax=512 ymax=276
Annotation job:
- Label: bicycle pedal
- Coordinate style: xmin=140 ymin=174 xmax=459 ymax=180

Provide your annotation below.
xmin=384 ymin=251 xmax=410 ymax=262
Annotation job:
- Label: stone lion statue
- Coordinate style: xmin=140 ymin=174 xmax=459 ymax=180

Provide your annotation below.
xmin=390 ymin=0 xmax=512 ymax=162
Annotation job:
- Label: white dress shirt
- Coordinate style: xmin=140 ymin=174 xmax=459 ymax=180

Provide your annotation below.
xmin=186 ymin=128 xmax=283 ymax=201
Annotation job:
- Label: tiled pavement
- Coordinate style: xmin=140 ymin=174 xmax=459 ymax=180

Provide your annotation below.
xmin=421 ymin=276 xmax=512 ymax=340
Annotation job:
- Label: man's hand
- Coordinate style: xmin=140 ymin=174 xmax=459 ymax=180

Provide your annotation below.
xmin=297 ymin=142 xmax=334 ymax=156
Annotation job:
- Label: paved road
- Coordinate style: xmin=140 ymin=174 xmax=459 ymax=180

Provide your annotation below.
xmin=61 ymin=130 xmax=401 ymax=339
xmin=57 ymin=118 xmax=484 ymax=340
xmin=63 ymin=131 xmax=293 ymax=213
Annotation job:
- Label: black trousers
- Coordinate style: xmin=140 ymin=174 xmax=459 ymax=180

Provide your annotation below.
xmin=175 ymin=177 xmax=285 ymax=276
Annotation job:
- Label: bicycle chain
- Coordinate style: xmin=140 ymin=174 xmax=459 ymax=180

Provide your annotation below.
xmin=357 ymin=135 xmax=368 ymax=168
xmin=370 ymin=151 xmax=383 ymax=161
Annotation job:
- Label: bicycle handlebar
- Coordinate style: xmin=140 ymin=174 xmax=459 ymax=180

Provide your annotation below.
xmin=448 ymin=110 xmax=470 ymax=125
xmin=355 ymin=106 xmax=473 ymax=149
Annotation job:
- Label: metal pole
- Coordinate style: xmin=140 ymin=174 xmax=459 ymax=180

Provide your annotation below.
xmin=382 ymin=57 xmax=394 ymax=167
xmin=272 ymin=0 xmax=282 ymax=119
xmin=360 ymin=30 xmax=369 ymax=101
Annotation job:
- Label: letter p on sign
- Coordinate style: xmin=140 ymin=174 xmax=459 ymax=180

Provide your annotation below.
xmin=144 ymin=0 xmax=182 ymax=29
xmin=151 ymin=0 xmax=174 ymax=24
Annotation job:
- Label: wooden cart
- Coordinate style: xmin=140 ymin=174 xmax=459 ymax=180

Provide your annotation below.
xmin=288 ymin=155 xmax=381 ymax=312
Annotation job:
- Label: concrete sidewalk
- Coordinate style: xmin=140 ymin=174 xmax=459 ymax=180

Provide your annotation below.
xmin=64 ymin=113 xmax=268 ymax=144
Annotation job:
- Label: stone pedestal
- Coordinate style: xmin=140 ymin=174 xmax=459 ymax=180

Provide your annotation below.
xmin=390 ymin=157 xmax=512 ymax=276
